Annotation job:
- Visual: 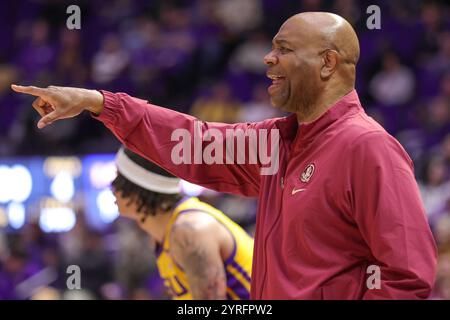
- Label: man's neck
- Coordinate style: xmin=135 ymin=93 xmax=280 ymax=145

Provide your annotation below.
xmin=140 ymin=210 xmax=173 ymax=243
xmin=296 ymin=87 xmax=354 ymax=124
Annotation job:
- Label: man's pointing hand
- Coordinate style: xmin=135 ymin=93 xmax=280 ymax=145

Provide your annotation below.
xmin=11 ymin=85 xmax=104 ymax=129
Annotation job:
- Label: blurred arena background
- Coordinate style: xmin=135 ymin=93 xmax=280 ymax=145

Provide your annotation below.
xmin=0 ymin=0 xmax=449 ymax=300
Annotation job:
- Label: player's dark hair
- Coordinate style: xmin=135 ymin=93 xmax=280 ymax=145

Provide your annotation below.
xmin=111 ymin=149 xmax=182 ymax=220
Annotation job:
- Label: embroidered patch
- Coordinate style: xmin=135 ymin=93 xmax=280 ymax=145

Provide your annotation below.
xmin=300 ymin=164 xmax=315 ymax=183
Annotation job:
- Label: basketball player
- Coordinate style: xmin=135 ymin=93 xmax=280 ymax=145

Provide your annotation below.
xmin=112 ymin=147 xmax=253 ymax=300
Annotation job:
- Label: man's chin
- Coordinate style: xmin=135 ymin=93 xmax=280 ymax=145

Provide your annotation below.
xmin=269 ymin=97 xmax=284 ymax=109
xmin=270 ymin=99 xmax=292 ymax=113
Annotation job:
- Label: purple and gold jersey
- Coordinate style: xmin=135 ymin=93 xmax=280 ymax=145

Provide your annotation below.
xmin=155 ymin=197 xmax=253 ymax=300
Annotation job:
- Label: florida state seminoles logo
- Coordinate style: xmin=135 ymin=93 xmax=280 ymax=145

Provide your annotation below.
xmin=300 ymin=164 xmax=315 ymax=183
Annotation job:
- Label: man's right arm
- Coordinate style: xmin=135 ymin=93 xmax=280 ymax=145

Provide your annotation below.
xmin=93 ymin=90 xmax=274 ymax=196
xmin=11 ymin=85 xmax=274 ymax=197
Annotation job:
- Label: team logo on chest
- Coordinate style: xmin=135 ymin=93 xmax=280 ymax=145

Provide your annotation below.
xmin=300 ymin=163 xmax=315 ymax=183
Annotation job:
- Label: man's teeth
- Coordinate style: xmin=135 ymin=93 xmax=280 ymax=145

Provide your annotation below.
xmin=269 ymin=75 xmax=284 ymax=80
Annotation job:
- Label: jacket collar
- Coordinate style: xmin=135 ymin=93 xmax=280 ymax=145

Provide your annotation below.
xmin=275 ymin=89 xmax=362 ymax=142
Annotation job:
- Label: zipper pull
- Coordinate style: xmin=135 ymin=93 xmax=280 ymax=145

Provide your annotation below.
xmin=281 ymin=177 xmax=284 ymax=189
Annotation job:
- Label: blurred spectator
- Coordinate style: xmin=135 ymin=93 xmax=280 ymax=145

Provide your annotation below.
xmin=422 ymin=97 xmax=450 ymax=145
xmin=30 ymin=286 xmax=61 ymax=300
xmin=69 ymin=229 xmax=114 ymax=299
xmin=15 ymin=19 xmax=56 ymax=83
xmin=426 ymin=31 xmax=450 ymax=76
xmin=229 ymin=32 xmax=271 ymax=75
xmin=0 ymin=64 xmax=20 ymax=154
xmin=440 ymin=72 xmax=450 ymax=100
xmin=369 ymin=51 xmax=416 ymax=106
xmin=215 ymin=0 xmax=263 ymax=35
xmin=100 ymin=0 xmax=138 ymax=26
xmin=190 ymin=82 xmax=242 ymax=122
xmin=417 ymin=2 xmax=445 ymax=62
xmin=62 ymin=288 xmax=96 ymax=300
xmin=0 ymin=246 xmax=42 ymax=299
xmin=443 ymin=134 xmax=450 ymax=165
xmin=99 ymin=282 xmax=125 ymax=300
xmin=59 ymin=211 xmax=89 ymax=263
xmin=240 ymin=83 xmax=284 ymax=122
xmin=159 ymin=6 xmax=197 ymax=69
xmin=437 ymin=225 xmax=450 ymax=253
xmin=332 ymin=0 xmax=362 ymax=26
xmin=113 ymin=219 xmax=155 ymax=296
xmin=419 ymin=156 xmax=450 ymax=220
xmin=435 ymin=250 xmax=450 ymax=299
xmin=123 ymin=17 xmax=161 ymax=94
xmin=92 ymin=34 xmax=129 ymax=85
xmin=130 ymin=287 xmax=154 ymax=300
xmin=56 ymin=29 xmax=88 ymax=86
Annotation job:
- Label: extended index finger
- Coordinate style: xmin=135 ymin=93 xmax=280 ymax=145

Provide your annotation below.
xmin=11 ymin=84 xmax=48 ymax=97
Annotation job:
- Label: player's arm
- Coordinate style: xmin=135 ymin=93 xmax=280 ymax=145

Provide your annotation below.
xmin=169 ymin=216 xmax=227 ymax=300
xmin=10 ymin=85 xmax=268 ymax=197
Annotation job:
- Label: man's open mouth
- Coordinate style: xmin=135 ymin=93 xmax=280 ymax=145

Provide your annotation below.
xmin=267 ymin=74 xmax=286 ymax=83
xmin=267 ymin=74 xmax=286 ymax=94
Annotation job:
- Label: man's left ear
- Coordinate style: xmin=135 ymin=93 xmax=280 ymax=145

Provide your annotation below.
xmin=320 ymin=50 xmax=339 ymax=79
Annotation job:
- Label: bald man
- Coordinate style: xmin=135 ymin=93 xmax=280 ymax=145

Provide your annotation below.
xmin=12 ymin=12 xmax=437 ymax=299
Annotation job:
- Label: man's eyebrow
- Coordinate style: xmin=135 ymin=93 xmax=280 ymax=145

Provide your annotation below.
xmin=272 ymin=38 xmax=292 ymax=46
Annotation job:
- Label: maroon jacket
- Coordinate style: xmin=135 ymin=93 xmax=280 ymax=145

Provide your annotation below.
xmin=95 ymin=89 xmax=437 ymax=299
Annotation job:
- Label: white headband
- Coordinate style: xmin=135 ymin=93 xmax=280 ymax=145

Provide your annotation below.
xmin=115 ymin=149 xmax=181 ymax=194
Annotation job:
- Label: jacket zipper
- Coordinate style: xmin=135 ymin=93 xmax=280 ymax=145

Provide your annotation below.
xmin=259 ymin=129 xmax=300 ymax=298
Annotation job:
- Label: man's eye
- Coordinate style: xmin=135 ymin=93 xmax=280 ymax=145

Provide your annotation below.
xmin=279 ymin=47 xmax=291 ymax=54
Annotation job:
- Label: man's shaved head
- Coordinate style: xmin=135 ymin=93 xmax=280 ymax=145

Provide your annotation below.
xmin=287 ymin=12 xmax=360 ymax=65
xmin=264 ymin=12 xmax=360 ymax=121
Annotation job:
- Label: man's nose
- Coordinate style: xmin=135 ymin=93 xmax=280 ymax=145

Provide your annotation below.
xmin=264 ymin=50 xmax=278 ymax=65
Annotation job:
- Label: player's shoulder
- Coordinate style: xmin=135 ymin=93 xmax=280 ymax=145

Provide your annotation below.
xmin=170 ymin=211 xmax=219 ymax=242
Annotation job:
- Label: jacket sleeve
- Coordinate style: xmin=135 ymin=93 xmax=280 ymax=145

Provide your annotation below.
xmin=348 ymin=132 xmax=437 ymax=299
xmin=92 ymin=90 xmax=278 ymax=197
